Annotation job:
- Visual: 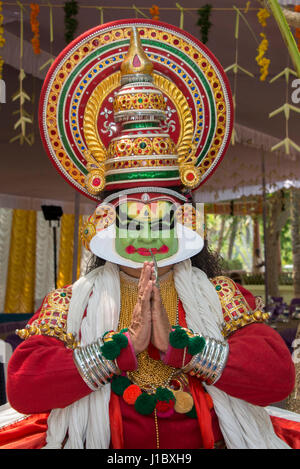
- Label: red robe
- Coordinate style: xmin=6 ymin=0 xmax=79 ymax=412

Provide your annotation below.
xmin=2 ymin=285 xmax=297 ymax=449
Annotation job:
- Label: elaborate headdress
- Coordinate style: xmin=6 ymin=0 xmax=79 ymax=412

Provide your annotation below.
xmin=39 ymin=19 xmax=233 ymax=266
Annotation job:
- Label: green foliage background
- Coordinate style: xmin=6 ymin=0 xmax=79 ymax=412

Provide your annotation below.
xmin=206 ymin=213 xmax=292 ymax=273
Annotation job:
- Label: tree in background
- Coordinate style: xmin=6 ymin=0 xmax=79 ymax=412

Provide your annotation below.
xmin=290 ymin=187 xmax=300 ymax=297
xmin=227 ymin=216 xmax=239 ymax=261
xmin=265 ymin=190 xmax=290 ymax=297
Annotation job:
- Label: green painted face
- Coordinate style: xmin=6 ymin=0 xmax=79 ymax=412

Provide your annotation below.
xmin=115 ymin=201 xmax=178 ymax=264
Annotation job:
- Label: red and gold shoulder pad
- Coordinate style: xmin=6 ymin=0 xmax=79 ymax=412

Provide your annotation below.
xmin=211 ymin=276 xmax=270 ymax=338
xmin=16 ymin=286 xmax=78 ymax=349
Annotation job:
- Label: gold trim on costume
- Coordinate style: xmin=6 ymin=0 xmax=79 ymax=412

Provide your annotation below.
xmin=16 ymin=286 xmax=78 ymax=350
xmin=211 ymin=276 xmax=270 ymax=338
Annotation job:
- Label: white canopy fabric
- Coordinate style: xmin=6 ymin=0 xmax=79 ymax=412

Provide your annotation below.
xmin=195 ymin=123 xmax=300 ymax=202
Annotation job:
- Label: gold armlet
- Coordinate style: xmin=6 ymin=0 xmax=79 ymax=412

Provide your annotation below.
xmin=16 ymin=323 xmax=78 ymax=350
xmin=211 ymin=276 xmax=270 ymax=338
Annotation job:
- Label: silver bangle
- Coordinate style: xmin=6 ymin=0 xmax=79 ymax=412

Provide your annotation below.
xmin=73 ymin=347 xmax=99 ymax=391
xmin=96 ymin=338 xmax=119 ymax=376
xmin=193 ymin=337 xmax=214 ymax=379
xmin=92 ymin=342 xmax=118 ymax=382
xmin=86 ymin=343 xmax=109 ymax=385
xmin=208 ymin=343 xmax=229 ymax=385
xmin=81 ymin=344 xmax=104 ymax=386
xmin=183 ymin=337 xmax=229 ymax=385
xmin=198 ymin=339 xmax=218 ymax=381
xmin=73 ymin=340 xmax=118 ymax=391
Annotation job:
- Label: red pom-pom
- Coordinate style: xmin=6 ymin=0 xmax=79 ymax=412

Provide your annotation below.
xmin=123 ymin=384 xmax=142 ymax=405
xmin=156 ymin=399 xmax=175 ymax=413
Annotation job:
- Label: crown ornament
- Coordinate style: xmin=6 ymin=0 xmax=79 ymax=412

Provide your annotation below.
xmin=83 ymin=26 xmax=200 ymax=196
xmin=39 ymin=19 xmax=233 ymax=202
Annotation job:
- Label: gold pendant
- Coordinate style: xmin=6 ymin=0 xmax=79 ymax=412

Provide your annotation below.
xmin=173 ymin=390 xmax=194 ymax=414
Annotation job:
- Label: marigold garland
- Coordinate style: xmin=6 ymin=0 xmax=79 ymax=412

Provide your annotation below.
xmin=256 ymin=32 xmax=270 ymax=81
xmin=257 ymin=7 xmax=270 ymax=27
xmin=149 ymin=5 xmax=159 ymax=21
xmin=295 ymin=5 xmax=300 ymax=52
xmin=30 ymin=3 xmax=40 ymax=55
xmin=256 ymin=8 xmax=271 ymax=81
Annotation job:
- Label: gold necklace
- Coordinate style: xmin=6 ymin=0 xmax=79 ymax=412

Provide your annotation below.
xmin=118 ymin=270 xmax=178 ymax=392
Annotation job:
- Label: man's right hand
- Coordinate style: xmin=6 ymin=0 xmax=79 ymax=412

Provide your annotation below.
xmin=128 ymin=262 xmax=153 ymax=355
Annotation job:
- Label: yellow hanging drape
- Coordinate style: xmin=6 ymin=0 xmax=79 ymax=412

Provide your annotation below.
xmin=57 ymin=214 xmax=83 ymax=289
xmin=57 ymin=213 xmax=74 ymax=289
xmin=4 ymin=209 xmax=36 ymax=313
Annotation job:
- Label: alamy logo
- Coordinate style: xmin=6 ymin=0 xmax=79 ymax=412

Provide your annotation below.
xmin=0 ymin=79 xmax=5 ymax=103
xmin=291 ymin=78 xmax=300 ymax=104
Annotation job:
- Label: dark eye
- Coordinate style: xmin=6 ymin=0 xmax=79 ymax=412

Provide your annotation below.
xmin=128 ymin=221 xmax=141 ymax=231
xmin=116 ymin=212 xmax=139 ymax=230
xmin=151 ymin=221 xmax=169 ymax=231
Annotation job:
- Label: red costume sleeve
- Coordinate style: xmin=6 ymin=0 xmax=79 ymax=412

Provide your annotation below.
xmin=7 ymin=335 xmax=92 ymax=414
xmin=214 ymin=283 xmax=295 ymax=406
xmin=215 ymin=323 xmax=295 ymax=406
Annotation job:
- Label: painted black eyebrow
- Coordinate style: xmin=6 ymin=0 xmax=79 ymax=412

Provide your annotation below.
xmin=115 ymin=207 xmax=175 ymax=228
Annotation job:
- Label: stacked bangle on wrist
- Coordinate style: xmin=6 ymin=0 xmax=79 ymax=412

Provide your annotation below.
xmin=182 ymin=337 xmax=229 ymax=385
xmin=73 ymin=338 xmax=119 ymax=391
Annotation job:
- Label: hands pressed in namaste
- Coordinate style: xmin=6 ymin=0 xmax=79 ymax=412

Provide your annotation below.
xmin=128 ymin=261 xmax=172 ymax=355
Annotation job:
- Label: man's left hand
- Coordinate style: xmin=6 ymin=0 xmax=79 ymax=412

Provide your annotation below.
xmin=150 ymin=279 xmax=172 ymax=353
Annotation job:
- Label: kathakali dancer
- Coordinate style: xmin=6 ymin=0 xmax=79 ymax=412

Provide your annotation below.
xmin=1 ymin=19 xmax=299 ymax=449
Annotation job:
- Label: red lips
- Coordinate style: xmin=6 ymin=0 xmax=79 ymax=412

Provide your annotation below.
xmin=125 ymin=245 xmax=169 ymax=256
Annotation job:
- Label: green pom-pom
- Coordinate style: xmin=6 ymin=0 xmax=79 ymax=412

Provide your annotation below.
xmin=155 ymin=387 xmax=175 ymax=403
xmin=187 ymin=336 xmax=206 ymax=355
xmin=134 ymin=393 xmax=157 ymax=415
xmin=113 ymin=333 xmax=128 ymax=349
xmin=186 ymin=405 xmax=197 ymax=419
xmin=169 ymin=327 xmax=189 ymax=349
xmin=119 ymin=328 xmax=128 ymax=333
xmin=101 ymin=340 xmax=121 ymax=360
xmin=111 ymin=375 xmax=131 ymax=396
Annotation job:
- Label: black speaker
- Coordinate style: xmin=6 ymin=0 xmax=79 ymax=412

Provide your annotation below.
xmin=41 ymin=205 xmax=63 ymax=224
xmin=41 ymin=205 xmax=63 ymax=289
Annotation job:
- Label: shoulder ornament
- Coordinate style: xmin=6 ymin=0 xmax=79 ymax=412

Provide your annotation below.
xmin=16 ymin=286 xmax=78 ymax=349
xmin=211 ymin=276 xmax=270 ymax=338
